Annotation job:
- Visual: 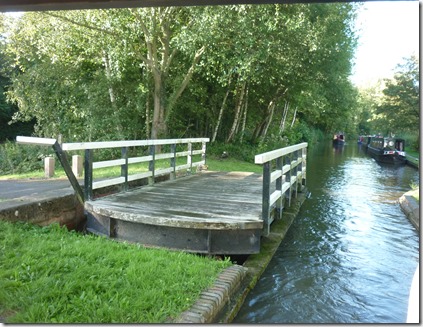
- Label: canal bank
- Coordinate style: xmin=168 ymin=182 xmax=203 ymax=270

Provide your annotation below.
xmin=399 ymin=188 xmax=419 ymax=231
xmin=0 ymin=178 xmax=309 ymax=324
xmin=173 ymin=188 xmax=308 ymax=323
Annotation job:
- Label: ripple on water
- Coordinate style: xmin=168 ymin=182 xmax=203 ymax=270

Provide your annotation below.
xmin=233 ymin=143 xmax=419 ymax=324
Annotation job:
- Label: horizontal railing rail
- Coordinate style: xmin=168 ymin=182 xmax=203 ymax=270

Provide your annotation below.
xmin=17 ymin=136 xmax=209 ymax=203
xmin=255 ymin=142 xmax=307 ymax=236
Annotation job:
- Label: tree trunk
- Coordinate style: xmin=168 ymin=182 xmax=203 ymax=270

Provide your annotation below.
xmin=226 ymin=81 xmax=246 ymax=143
xmin=166 ymin=46 xmax=206 ymax=122
xmin=151 ymin=71 xmax=167 ymax=139
xmin=261 ymin=100 xmax=275 ymax=139
xmin=145 ymin=91 xmax=151 ymax=139
xmin=279 ymin=101 xmax=289 ymax=133
xmin=102 ymin=50 xmax=123 ymax=138
xmin=240 ymin=86 xmax=249 ymax=144
xmin=252 ymin=87 xmax=288 ymax=142
xmin=290 ymin=106 xmax=298 ymax=128
xmin=211 ymin=74 xmax=232 ymax=142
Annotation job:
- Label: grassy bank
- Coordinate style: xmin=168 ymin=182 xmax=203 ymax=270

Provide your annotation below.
xmin=0 ymin=156 xmax=262 ymax=181
xmin=0 ymin=221 xmax=231 ymax=323
xmin=0 ymin=156 xmax=255 ymax=323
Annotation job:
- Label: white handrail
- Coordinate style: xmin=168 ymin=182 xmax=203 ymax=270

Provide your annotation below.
xmin=16 ymin=136 xmax=57 ymax=146
xmin=254 ymin=142 xmax=307 ymax=236
xmin=254 ymin=142 xmax=307 ymax=164
xmin=62 ymin=138 xmax=210 ymax=151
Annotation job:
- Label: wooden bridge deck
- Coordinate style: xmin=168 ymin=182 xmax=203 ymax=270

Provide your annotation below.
xmin=85 ymin=171 xmax=265 ymax=254
xmin=16 ymin=136 xmax=307 ymax=255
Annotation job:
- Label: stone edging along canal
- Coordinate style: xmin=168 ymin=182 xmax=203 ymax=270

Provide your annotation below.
xmin=399 ymin=189 xmax=419 ymax=231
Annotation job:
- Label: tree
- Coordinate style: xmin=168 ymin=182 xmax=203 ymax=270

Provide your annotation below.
xmin=0 ymin=14 xmax=35 ymax=141
xmin=4 ymin=4 xmax=360 ymax=145
xmin=6 ymin=8 xmax=208 ymax=141
xmin=377 ymin=55 xmax=419 ymax=141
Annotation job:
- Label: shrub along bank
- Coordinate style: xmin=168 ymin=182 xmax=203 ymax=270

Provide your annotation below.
xmin=0 ymin=221 xmax=232 ymax=323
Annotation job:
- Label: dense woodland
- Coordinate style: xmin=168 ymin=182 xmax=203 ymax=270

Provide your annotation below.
xmin=0 ymin=4 xmax=419 ymax=153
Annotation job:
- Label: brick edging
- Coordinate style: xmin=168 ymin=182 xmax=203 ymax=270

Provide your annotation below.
xmin=172 ymin=265 xmax=247 ymax=323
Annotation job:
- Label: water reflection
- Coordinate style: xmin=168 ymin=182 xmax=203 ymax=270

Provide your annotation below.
xmin=234 ymin=142 xmax=419 ymax=323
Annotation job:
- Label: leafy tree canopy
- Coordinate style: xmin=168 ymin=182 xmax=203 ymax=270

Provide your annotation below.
xmin=377 ymin=55 xmax=419 ymax=136
xmin=2 ymin=3 xmax=360 ymax=146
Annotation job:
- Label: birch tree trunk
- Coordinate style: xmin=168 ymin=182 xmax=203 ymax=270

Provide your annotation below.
xmin=102 ymin=50 xmax=123 ymax=138
xmin=240 ymin=86 xmax=249 ymax=144
xmin=279 ymin=101 xmax=289 ymax=133
xmin=145 ymin=93 xmax=151 ymax=138
xmin=211 ymin=74 xmax=232 ymax=142
xmin=261 ymin=100 xmax=276 ymax=139
xmin=226 ymin=81 xmax=246 ymax=143
xmin=290 ymin=106 xmax=298 ymax=128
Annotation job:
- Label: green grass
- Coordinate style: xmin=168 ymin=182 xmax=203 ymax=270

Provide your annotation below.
xmin=0 ymin=221 xmax=231 ymax=323
xmin=0 ymin=155 xmax=263 ymax=181
xmin=206 ymin=157 xmax=262 ymax=173
xmin=406 ymin=149 xmax=419 ymax=159
xmin=0 ymin=155 xmax=248 ymax=323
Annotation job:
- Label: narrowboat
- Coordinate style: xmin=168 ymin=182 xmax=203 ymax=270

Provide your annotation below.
xmin=366 ymin=136 xmax=406 ymax=165
xmin=358 ymin=135 xmax=372 ymax=148
xmin=333 ymin=132 xmax=345 ymax=146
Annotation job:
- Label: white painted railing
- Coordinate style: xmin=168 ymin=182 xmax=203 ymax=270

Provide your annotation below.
xmin=255 ymin=142 xmax=307 ymax=235
xmin=17 ymin=136 xmax=209 ymax=202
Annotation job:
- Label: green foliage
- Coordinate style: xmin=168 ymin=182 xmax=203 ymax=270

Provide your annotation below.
xmin=0 ymin=140 xmax=55 ymax=174
xmin=2 ymin=4 xmax=359 ymax=144
xmin=376 ymin=55 xmax=419 ymax=143
xmin=401 ymin=131 xmax=420 ymax=152
xmin=0 ymin=220 xmax=231 ymax=323
xmin=208 ymin=142 xmax=257 ymax=162
xmin=0 ymin=16 xmax=35 ymax=141
xmin=207 ymin=124 xmax=323 ymax=164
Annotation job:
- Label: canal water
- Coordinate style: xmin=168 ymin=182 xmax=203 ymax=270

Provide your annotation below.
xmin=234 ymin=141 xmax=419 ymax=323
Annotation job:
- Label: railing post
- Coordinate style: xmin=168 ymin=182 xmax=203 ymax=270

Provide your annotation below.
xmin=170 ymin=143 xmax=176 ymax=180
xmin=149 ymin=145 xmax=155 ymax=185
xmin=302 ymin=147 xmax=307 ymax=187
xmin=84 ymin=149 xmax=93 ymax=201
xmin=72 ymin=154 xmax=83 ymax=177
xmin=296 ymin=148 xmax=303 ymax=192
xmin=44 ymin=156 xmax=55 ymax=178
xmin=187 ymin=142 xmax=192 ymax=174
xmin=121 ymin=147 xmax=128 ymax=191
xmin=293 ymin=150 xmax=299 ymax=198
xmin=50 ymin=141 xmax=84 ymax=204
xmin=275 ymin=156 xmax=283 ymax=220
xmin=262 ymin=161 xmax=271 ymax=236
xmin=285 ymin=153 xmax=292 ymax=206
xmin=202 ymin=141 xmax=207 ymax=164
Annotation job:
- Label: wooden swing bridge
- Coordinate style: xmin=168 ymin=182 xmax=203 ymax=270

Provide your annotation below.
xmin=17 ymin=136 xmax=307 ymax=255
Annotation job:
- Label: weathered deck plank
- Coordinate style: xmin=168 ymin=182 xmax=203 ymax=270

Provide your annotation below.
xmin=86 ymin=171 xmax=263 ymax=230
xmin=85 ymin=171 xmax=264 ymax=254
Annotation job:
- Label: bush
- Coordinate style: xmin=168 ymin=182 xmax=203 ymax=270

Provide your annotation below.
xmin=208 ymin=124 xmax=325 ymax=162
xmin=401 ymin=132 xmax=419 ymax=152
xmin=207 ymin=142 xmax=257 ymax=162
xmin=0 ymin=140 xmax=54 ymax=175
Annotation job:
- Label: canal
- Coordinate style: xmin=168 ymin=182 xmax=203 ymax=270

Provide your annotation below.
xmin=234 ymin=141 xmax=419 ymax=323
